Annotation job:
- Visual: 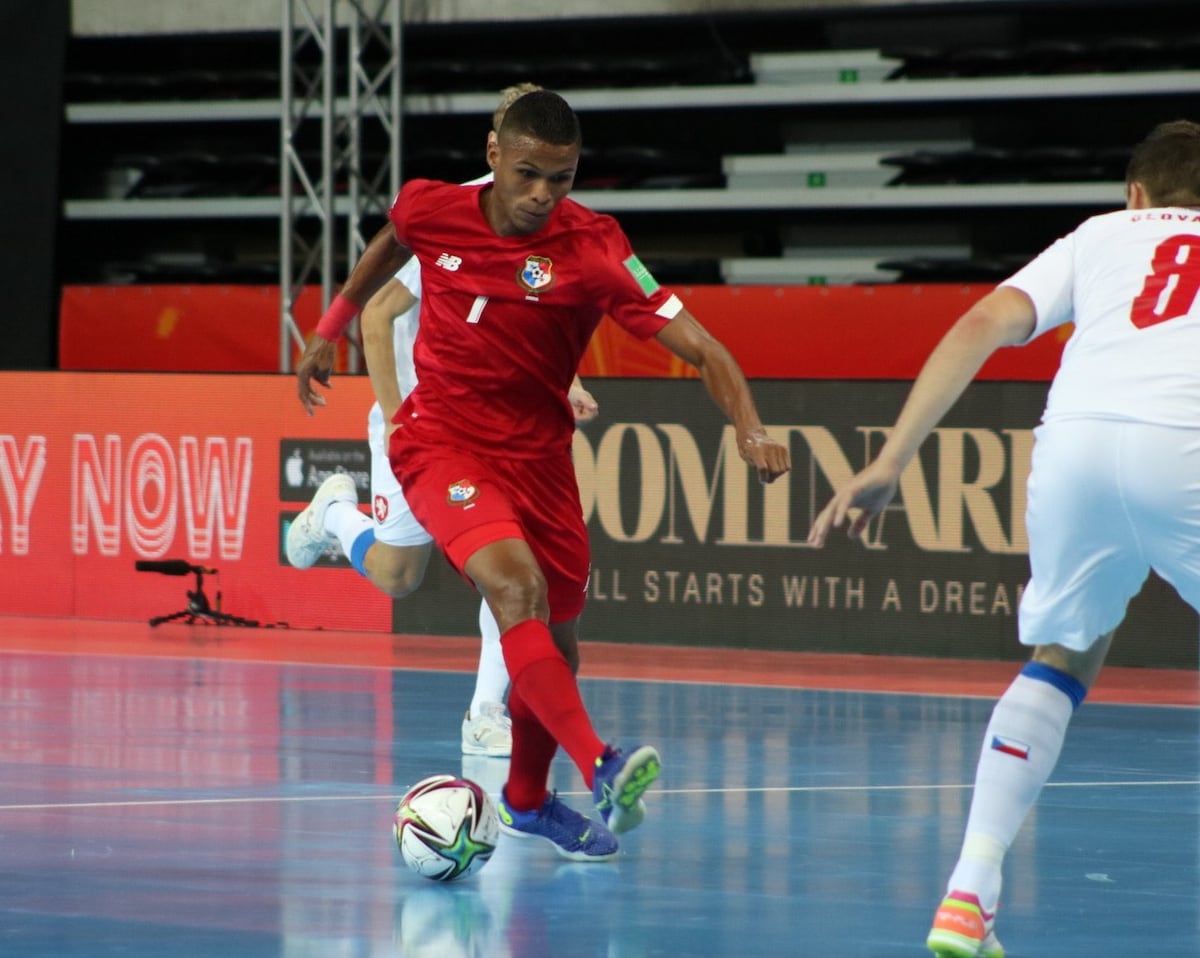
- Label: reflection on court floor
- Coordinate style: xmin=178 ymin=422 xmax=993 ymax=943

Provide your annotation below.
xmin=0 ymin=622 xmax=1197 ymax=956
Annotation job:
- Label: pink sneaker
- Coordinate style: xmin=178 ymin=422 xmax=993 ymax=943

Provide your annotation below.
xmin=926 ymin=890 xmax=1004 ymax=958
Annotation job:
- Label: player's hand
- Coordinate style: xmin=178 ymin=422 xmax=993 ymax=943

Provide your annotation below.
xmin=739 ymin=430 xmax=790 ymax=484
xmin=297 ymin=336 xmax=338 ymax=416
xmin=568 ymin=383 xmax=599 ymax=423
xmin=807 ymin=461 xmax=900 ymax=547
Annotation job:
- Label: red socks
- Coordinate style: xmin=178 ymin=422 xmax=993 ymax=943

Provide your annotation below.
xmin=500 ymin=619 xmax=605 ymax=809
xmin=501 ymin=685 xmax=557 ymax=810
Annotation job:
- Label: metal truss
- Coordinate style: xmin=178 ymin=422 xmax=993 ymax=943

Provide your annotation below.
xmin=280 ymin=0 xmax=402 ymax=372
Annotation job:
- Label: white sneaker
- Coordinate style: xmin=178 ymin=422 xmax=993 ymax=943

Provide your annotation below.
xmin=286 ymin=473 xmax=357 ymax=569
xmin=461 ymin=701 xmax=512 ymax=757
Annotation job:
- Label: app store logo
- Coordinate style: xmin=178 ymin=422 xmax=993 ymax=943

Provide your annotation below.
xmin=278 ymin=439 xmax=369 ymax=502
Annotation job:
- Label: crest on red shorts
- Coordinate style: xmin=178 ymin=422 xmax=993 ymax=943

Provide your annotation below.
xmin=447 ymin=479 xmax=479 ymax=505
xmin=373 ymin=494 xmax=389 ymax=523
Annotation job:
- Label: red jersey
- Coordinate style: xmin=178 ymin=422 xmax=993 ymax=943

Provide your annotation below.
xmin=388 ymin=178 xmax=680 ymax=457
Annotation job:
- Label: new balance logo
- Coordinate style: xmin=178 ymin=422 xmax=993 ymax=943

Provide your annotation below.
xmin=435 ymin=253 xmax=463 ymax=271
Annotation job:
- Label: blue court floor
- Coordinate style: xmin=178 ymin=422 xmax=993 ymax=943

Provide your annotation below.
xmin=0 ymin=627 xmax=1197 ymax=957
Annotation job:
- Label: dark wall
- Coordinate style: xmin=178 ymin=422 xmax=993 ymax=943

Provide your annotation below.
xmin=0 ymin=2 xmax=68 ymax=369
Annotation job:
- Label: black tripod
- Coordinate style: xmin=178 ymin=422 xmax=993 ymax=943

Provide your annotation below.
xmin=144 ymin=564 xmax=259 ymax=628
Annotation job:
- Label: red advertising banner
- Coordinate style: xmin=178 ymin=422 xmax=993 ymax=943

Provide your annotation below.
xmin=59 ymin=286 xmax=358 ymax=374
xmin=59 ymin=284 xmax=1071 ymax=381
xmin=579 ymin=285 xmax=1072 ymax=381
xmin=0 ymin=372 xmax=390 ymax=630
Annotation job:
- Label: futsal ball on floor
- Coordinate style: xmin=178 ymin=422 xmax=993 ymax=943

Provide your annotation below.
xmin=394 ymin=774 xmax=499 ymax=881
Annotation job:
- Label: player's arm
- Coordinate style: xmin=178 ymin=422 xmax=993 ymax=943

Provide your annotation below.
xmin=296 ymin=223 xmax=413 ymax=415
xmin=654 ymin=308 xmax=790 ymax=483
xmin=568 ymin=374 xmax=598 ymax=423
xmin=807 ymin=284 xmax=1037 ymax=546
xmin=361 ymin=277 xmax=418 ymax=424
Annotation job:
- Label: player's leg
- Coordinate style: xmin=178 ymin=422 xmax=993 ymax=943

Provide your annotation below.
xmin=492 ymin=452 xmax=661 ymax=835
xmin=490 ymin=606 xmax=655 ymax=859
xmin=928 ymin=637 xmax=1110 ymax=958
xmin=393 ymin=443 xmax=613 ymax=855
xmin=394 ymin=442 xmax=652 ymax=857
xmin=1131 ymin=421 xmax=1200 ymax=619
xmin=432 ymin=449 xmax=608 ymax=796
xmin=287 ymin=406 xmax=434 ymax=598
xmin=285 ymin=471 xmax=362 ymax=570
xmin=470 ymin=548 xmax=616 ymax=861
xmin=358 ymin=405 xmax=437 ymax=597
xmin=471 ymin=599 xmax=510 ymax=714
xmin=928 ymin=421 xmax=1146 ymax=958
xmin=466 ymin=539 xmax=607 ymax=784
xmin=288 ymin=469 xmax=435 ymax=595
xmin=461 ymin=598 xmax=513 ymax=757
xmin=934 ymin=420 xmax=1200 ymax=951
xmin=536 ymin=617 xmax=660 ymax=834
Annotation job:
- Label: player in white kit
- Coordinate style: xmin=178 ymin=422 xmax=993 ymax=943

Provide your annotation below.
xmin=807 ymin=119 xmax=1200 ymax=957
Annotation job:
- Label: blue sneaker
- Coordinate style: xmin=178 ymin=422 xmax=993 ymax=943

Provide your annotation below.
xmin=496 ymin=789 xmax=618 ymax=862
xmin=592 ymin=745 xmax=661 ymax=835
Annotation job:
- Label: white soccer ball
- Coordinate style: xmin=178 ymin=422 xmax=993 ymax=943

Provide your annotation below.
xmin=393 ymin=774 xmax=499 ymax=881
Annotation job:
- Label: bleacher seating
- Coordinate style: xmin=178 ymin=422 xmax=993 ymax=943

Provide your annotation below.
xmin=57 ymin=5 xmax=1200 ymax=286
xmin=884 ymin=33 xmax=1200 ymax=79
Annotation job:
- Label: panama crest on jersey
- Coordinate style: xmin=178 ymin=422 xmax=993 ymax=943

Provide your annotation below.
xmin=517 ymin=255 xmax=555 ymax=294
xmin=446 ymin=479 xmax=479 ymax=506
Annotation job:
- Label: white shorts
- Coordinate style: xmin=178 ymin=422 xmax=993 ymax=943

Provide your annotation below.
xmin=1019 ymin=418 xmax=1200 ymax=650
xmin=367 ymin=403 xmax=434 ymax=548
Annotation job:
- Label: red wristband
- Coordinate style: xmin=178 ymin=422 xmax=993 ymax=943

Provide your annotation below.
xmin=315 ymin=293 xmax=359 ymax=340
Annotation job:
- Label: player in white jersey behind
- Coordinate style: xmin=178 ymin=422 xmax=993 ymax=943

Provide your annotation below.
xmin=285 ymin=85 xmax=599 ymax=759
xmin=807 ymin=119 xmax=1200 ymax=957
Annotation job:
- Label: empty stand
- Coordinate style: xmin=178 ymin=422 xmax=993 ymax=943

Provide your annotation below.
xmin=57 ymin=4 xmax=1200 ymax=286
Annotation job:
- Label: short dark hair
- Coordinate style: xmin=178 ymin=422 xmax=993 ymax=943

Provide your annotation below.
xmin=1127 ymin=119 xmax=1200 ymax=207
xmin=496 ymin=89 xmax=581 ymax=147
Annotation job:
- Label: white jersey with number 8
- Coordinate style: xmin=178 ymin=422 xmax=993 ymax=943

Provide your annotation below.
xmin=1005 ymin=207 xmax=1200 ymax=428
xmin=1004 ymin=206 xmax=1200 ymax=650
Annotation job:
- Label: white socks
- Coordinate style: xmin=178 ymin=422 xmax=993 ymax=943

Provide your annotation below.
xmin=324 ymin=500 xmax=372 ymax=557
xmin=947 ymin=668 xmax=1079 ymax=910
xmin=470 ymin=600 xmax=509 ymax=715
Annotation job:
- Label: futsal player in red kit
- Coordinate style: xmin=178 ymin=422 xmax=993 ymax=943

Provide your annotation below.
xmin=296 ymin=90 xmax=790 ymax=861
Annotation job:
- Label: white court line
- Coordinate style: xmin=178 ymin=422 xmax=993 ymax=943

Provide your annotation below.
xmin=2 ymin=779 xmax=1197 ymax=813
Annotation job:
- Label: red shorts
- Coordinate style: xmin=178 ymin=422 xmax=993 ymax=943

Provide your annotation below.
xmin=389 ymin=429 xmax=590 ymax=622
